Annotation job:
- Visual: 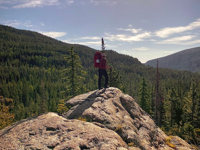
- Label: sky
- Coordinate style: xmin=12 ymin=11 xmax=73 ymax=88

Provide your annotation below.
xmin=0 ymin=0 xmax=200 ymax=63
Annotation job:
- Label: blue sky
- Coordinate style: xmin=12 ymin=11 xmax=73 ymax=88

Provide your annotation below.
xmin=0 ymin=0 xmax=200 ymax=63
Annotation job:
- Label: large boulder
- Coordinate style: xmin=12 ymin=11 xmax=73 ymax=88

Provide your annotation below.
xmin=0 ymin=87 xmax=197 ymax=150
xmin=0 ymin=112 xmax=128 ymax=150
xmin=63 ymin=87 xmax=196 ymax=150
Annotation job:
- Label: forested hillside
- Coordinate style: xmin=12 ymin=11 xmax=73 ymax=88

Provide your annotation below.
xmin=0 ymin=25 xmax=200 ymax=146
xmin=145 ymin=47 xmax=200 ymax=73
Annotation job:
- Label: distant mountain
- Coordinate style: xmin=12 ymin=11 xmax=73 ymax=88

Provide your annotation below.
xmin=145 ymin=47 xmax=200 ymax=73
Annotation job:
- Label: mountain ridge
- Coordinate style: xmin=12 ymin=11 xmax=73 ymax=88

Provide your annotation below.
xmin=145 ymin=47 xmax=200 ymax=73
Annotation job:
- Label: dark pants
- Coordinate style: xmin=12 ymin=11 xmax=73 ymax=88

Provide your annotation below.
xmin=98 ymin=69 xmax=108 ymax=89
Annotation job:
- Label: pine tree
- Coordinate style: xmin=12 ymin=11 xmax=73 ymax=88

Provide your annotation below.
xmin=49 ymin=98 xmax=57 ymax=112
xmin=195 ymin=93 xmax=200 ymax=128
xmin=139 ymin=76 xmax=150 ymax=114
xmin=62 ymin=46 xmax=86 ymax=97
xmin=39 ymin=79 xmax=48 ymax=114
xmin=188 ymin=79 xmax=198 ymax=123
xmin=108 ymin=68 xmax=125 ymax=92
xmin=101 ymin=38 xmax=105 ymax=53
xmin=150 ymin=86 xmax=155 ymax=118
xmin=188 ymin=79 xmax=200 ymax=128
xmin=166 ymin=88 xmax=181 ymax=127
xmin=154 ymin=60 xmax=164 ymax=127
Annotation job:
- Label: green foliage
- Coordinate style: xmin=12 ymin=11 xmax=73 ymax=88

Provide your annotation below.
xmin=108 ymin=68 xmax=126 ymax=92
xmin=139 ymin=76 xmax=150 ymax=114
xmin=57 ymin=99 xmax=68 ymax=115
xmin=163 ymin=79 xmax=200 ymax=146
xmin=187 ymin=79 xmax=198 ymax=123
xmin=165 ymin=88 xmax=183 ymax=127
xmin=0 ymin=96 xmax=14 ymax=129
xmin=62 ymin=46 xmax=87 ymax=97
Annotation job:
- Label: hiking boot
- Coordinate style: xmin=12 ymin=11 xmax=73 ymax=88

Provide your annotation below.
xmin=104 ymin=86 xmax=109 ymax=89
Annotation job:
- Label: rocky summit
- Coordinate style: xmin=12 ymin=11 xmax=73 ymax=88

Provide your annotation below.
xmin=0 ymin=87 xmax=197 ymax=150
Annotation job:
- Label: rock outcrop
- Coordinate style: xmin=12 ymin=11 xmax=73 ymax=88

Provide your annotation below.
xmin=0 ymin=87 xmax=197 ymax=150
xmin=63 ymin=87 xmax=196 ymax=150
xmin=0 ymin=112 xmax=128 ymax=150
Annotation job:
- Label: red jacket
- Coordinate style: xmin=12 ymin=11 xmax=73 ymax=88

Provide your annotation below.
xmin=99 ymin=58 xmax=110 ymax=69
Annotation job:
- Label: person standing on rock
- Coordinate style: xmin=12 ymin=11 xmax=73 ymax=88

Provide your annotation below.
xmin=98 ymin=53 xmax=112 ymax=90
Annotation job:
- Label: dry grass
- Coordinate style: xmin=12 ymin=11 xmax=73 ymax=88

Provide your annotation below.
xmin=77 ymin=117 xmax=87 ymax=122
xmin=115 ymin=124 xmax=123 ymax=132
xmin=128 ymin=142 xmax=135 ymax=147
xmin=191 ymin=144 xmax=200 ymax=150
xmin=165 ymin=137 xmax=176 ymax=149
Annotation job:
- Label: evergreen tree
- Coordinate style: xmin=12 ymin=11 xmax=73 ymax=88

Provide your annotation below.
xmin=188 ymin=79 xmax=198 ymax=123
xmin=49 ymin=98 xmax=57 ymax=112
xmin=150 ymin=86 xmax=155 ymax=118
xmin=108 ymin=68 xmax=125 ymax=92
xmin=190 ymin=79 xmax=200 ymax=128
xmin=39 ymin=79 xmax=48 ymax=114
xmin=102 ymin=38 xmax=105 ymax=53
xmin=154 ymin=60 xmax=164 ymax=127
xmin=195 ymin=93 xmax=200 ymax=128
xmin=139 ymin=76 xmax=150 ymax=114
xmin=62 ymin=46 xmax=86 ymax=97
xmin=166 ymin=88 xmax=182 ymax=127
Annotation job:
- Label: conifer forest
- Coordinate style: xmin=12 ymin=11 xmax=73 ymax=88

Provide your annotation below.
xmin=0 ymin=25 xmax=200 ymax=146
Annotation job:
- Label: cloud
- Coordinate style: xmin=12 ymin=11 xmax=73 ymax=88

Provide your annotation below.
xmin=117 ymin=28 xmax=142 ymax=34
xmin=104 ymin=31 xmax=152 ymax=42
xmin=78 ymin=41 xmax=100 ymax=46
xmin=156 ymin=35 xmax=196 ymax=44
xmin=1 ymin=20 xmax=48 ymax=30
xmin=62 ymin=39 xmax=112 ymax=49
xmin=160 ymin=51 xmax=174 ymax=54
xmin=2 ymin=20 xmax=36 ymax=28
xmin=132 ymin=47 xmax=149 ymax=51
xmin=66 ymin=0 xmax=74 ymax=5
xmin=3 ymin=20 xmax=21 ymax=27
xmin=13 ymin=1 xmax=42 ymax=8
xmin=90 ymin=0 xmax=117 ymax=5
xmin=63 ymin=40 xmax=101 ymax=47
xmin=12 ymin=0 xmax=59 ymax=9
xmin=80 ymin=36 xmax=101 ymax=40
xmin=1 ymin=0 xmax=73 ymax=8
xmin=39 ymin=31 xmax=66 ymax=38
xmin=24 ymin=21 xmax=33 ymax=27
xmin=39 ymin=22 xmax=45 ymax=26
xmin=155 ymin=18 xmax=200 ymax=38
xmin=180 ymin=40 xmax=200 ymax=45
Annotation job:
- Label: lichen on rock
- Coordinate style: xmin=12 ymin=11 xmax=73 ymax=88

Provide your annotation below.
xmin=0 ymin=87 xmax=196 ymax=150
